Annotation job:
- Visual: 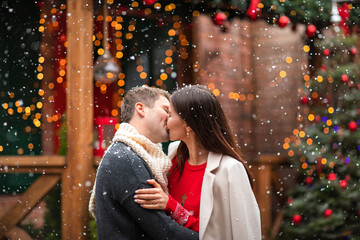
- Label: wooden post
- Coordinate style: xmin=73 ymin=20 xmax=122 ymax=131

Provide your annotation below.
xmin=40 ymin=0 xmax=55 ymax=155
xmin=62 ymin=0 xmax=94 ymax=239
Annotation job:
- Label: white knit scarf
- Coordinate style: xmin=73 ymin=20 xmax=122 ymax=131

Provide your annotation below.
xmin=89 ymin=123 xmax=172 ymax=218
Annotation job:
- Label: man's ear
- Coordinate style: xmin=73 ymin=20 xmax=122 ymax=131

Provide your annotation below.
xmin=134 ymin=102 xmax=146 ymax=117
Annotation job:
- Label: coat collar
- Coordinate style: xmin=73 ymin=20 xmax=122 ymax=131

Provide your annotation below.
xmin=206 ymin=151 xmax=223 ymax=172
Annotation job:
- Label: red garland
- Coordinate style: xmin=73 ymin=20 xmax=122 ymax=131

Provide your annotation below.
xmin=338 ymin=3 xmax=351 ymax=35
xmin=246 ymin=0 xmax=262 ymax=20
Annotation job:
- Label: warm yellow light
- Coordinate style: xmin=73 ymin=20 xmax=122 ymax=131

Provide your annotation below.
xmin=328 ymin=107 xmax=334 ymax=114
xmin=279 ymin=71 xmax=286 ymax=78
xmin=116 ymin=51 xmax=123 ymax=58
xmin=213 ymin=89 xmax=220 ymax=96
xmin=38 ymin=57 xmax=45 ymax=63
xmin=160 ymin=73 xmax=168 ymax=81
xmin=140 ymin=72 xmax=147 ymax=79
xmin=36 ymin=102 xmax=43 ymax=109
xmin=317 ymin=76 xmax=323 ymax=82
xmin=308 ymin=114 xmax=314 ymax=121
xmin=303 ymin=45 xmax=310 ymax=52
xmin=2 ymin=103 xmax=8 ymax=109
xmin=168 ymin=29 xmax=176 ymax=36
xmin=136 ymin=66 xmax=143 ymax=72
xmin=128 ymin=25 xmax=135 ymax=31
xmin=286 ymin=57 xmax=292 ymax=63
xmin=59 ymin=70 xmax=66 ymax=77
xmin=306 ymin=138 xmax=313 ymax=145
xmin=97 ymin=48 xmax=104 ymax=55
xmin=115 ymin=23 xmax=122 ymax=30
xmin=208 ymin=83 xmax=215 ymax=90
xmin=39 ymin=26 xmax=45 ymax=32
xmin=126 ymin=33 xmax=133 ymax=40
xmin=38 ymin=89 xmax=45 ymax=96
xmin=118 ymin=80 xmax=125 ymax=87
xmin=193 ymin=10 xmax=200 ymax=16
xmin=156 ymin=79 xmax=163 ymax=86
xmin=165 ymin=57 xmax=172 ymax=64
xmin=111 ymin=109 xmax=118 ymax=116
xmin=299 ymin=131 xmax=305 ymax=138
xmin=28 ymin=143 xmax=34 ymax=150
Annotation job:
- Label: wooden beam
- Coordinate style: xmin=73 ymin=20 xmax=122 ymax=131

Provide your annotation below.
xmin=0 ymin=156 xmax=65 ymax=167
xmin=62 ymin=0 xmax=95 ymax=239
xmin=0 ymin=175 xmax=60 ymax=238
xmin=0 ymin=167 xmax=64 ymax=174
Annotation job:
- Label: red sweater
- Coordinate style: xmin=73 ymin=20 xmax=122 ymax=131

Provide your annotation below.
xmin=165 ymin=157 xmax=206 ymax=232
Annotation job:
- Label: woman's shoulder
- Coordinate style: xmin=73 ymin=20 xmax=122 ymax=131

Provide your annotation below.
xmin=219 ymin=154 xmax=248 ymax=173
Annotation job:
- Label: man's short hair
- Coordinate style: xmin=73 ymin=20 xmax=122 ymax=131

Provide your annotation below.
xmin=121 ymin=86 xmax=170 ymax=123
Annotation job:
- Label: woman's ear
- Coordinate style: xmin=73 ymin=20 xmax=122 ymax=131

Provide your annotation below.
xmin=134 ymin=102 xmax=146 ymax=117
xmin=185 ymin=125 xmax=193 ymax=136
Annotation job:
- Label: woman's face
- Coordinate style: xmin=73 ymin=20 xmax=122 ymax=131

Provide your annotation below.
xmin=167 ymin=102 xmax=188 ymax=141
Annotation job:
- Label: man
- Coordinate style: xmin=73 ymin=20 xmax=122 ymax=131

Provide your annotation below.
xmin=89 ymin=86 xmax=198 ymax=239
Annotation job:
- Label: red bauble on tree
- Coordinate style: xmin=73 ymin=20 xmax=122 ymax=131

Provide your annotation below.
xmin=328 ymin=173 xmax=337 ymax=181
xmin=340 ymin=180 xmax=348 ymax=189
xmin=348 ymin=121 xmax=357 ymax=131
xmin=143 ymin=0 xmax=156 ymax=5
xmin=278 ymin=16 xmax=290 ymax=28
xmin=214 ymin=12 xmax=227 ymax=26
xmin=301 ymin=96 xmax=309 ymax=104
xmin=292 ymin=214 xmax=302 ymax=225
xmin=323 ymin=49 xmax=330 ymax=56
xmin=305 ymin=176 xmax=313 ymax=185
xmin=350 ymin=47 xmax=358 ymax=55
xmin=306 ymin=24 xmax=317 ymax=38
xmin=324 ymin=209 xmax=332 ymax=218
xmin=341 ymin=74 xmax=348 ymax=82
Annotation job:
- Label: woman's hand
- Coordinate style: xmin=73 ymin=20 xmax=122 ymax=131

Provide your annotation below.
xmin=134 ymin=179 xmax=169 ymax=210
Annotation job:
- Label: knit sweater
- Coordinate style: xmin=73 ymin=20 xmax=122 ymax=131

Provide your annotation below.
xmin=165 ymin=158 xmax=205 ymax=232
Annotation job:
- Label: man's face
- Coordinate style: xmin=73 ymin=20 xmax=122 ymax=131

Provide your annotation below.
xmin=143 ymin=96 xmax=170 ymax=143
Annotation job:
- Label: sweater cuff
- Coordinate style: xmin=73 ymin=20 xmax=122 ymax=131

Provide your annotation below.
xmin=165 ymin=195 xmax=177 ymax=213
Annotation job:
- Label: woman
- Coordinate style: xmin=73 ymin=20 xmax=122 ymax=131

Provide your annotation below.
xmin=134 ymin=85 xmax=261 ymax=240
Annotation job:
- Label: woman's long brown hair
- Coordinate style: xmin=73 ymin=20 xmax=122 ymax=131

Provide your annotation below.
xmin=171 ymin=85 xmax=254 ymax=187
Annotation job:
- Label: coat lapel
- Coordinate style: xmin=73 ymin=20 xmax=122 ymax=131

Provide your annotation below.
xmin=199 ymin=151 xmax=222 ymax=239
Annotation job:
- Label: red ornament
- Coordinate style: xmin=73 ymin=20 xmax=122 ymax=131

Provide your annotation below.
xmin=341 ymin=74 xmax=348 ymax=82
xmin=349 ymin=81 xmax=354 ymax=88
xmin=315 ymin=115 xmax=321 ymax=122
xmin=157 ymin=18 xmax=165 ymax=27
xmin=292 ymin=214 xmax=302 ymax=225
xmin=143 ymin=0 xmax=156 ymax=5
xmin=301 ymin=96 xmax=309 ymax=104
xmin=278 ymin=16 xmax=290 ymax=28
xmin=324 ymin=209 xmax=332 ymax=218
xmin=323 ymin=49 xmax=330 ymax=56
xmin=214 ymin=12 xmax=227 ymax=26
xmin=340 ymin=180 xmax=348 ymax=188
xmin=305 ymin=176 xmax=313 ymax=185
xmin=320 ymin=64 xmax=327 ymax=72
xmin=287 ymin=198 xmax=293 ymax=205
xmin=328 ymin=173 xmax=337 ymax=181
xmin=306 ymin=25 xmax=317 ymax=38
xmin=348 ymin=121 xmax=357 ymax=131
xmin=60 ymin=34 xmax=66 ymax=43
xmin=350 ymin=47 xmax=358 ymax=55
xmin=246 ymin=0 xmax=262 ymax=20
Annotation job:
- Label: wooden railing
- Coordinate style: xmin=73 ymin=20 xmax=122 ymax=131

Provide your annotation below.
xmin=0 ymin=156 xmax=65 ymax=239
xmin=252 ymin=155 xmax=289 ymax=240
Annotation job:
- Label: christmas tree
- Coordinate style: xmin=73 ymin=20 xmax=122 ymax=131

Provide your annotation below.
xmin=279 ymin=30 xmax=360 ymax=239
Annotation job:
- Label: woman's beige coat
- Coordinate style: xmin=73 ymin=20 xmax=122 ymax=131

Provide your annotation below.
xmin=199 ymin=152 xmax=261 ymax=240
xmin=168 ymin=143 xmax=261 ymax=240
